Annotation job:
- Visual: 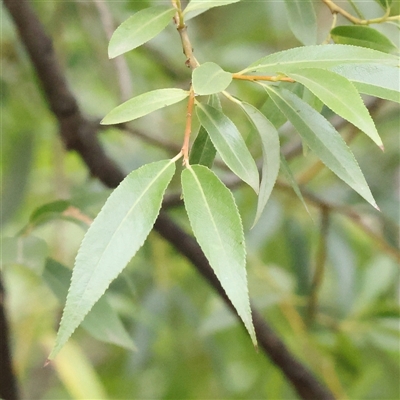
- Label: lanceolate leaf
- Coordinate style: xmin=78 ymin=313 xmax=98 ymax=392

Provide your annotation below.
xmin=242 ymin=44 xmax=399 ymax=74
xmin=331 ymin=26 xmax=398 ymax=54
xmin=190 ymin=95 xmax=220 ymax=167
xmin=330 ymin=64 xmax=400 ymax=103
xmin=101 ymin=89 xmax=189 ymax=125
xmin=241 ymin=103 xmax=280 ymax=226
xmin=265 ymin=87 xmax=378 ymax=209
xmin=108 ymin=6 xmax=176 ymax=58
xmin=181 ymin=165 xmax=256 ymax=346
xmin=183 ymin=0 xmax=241 ymax=20
xmin=284 ymin=0 xmax=317 ymax=46
xmin=196 ymin=103 xmax=259 ymax=193
xmin=286 ymin=68 xmax=383 ymax=148
xmin=43 ymin=259 xmax=135 ymax=350
xmin=192 ymin=62 xmax=232 ymax=95
xmin=49 ymin=159 xmax=176 ymax=359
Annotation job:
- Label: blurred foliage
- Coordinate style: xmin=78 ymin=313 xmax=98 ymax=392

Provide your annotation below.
xmin=1 ymin=0 xmax=399 ymax=399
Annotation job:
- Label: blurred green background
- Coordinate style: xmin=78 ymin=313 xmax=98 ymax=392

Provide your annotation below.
xmin=1 ymin=1 xmax=399 ymax=399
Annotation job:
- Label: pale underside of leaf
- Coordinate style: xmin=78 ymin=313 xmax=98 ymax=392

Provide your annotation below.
xmin=101 ymin=89 xmax=189 ymax=125
xmin=49 ymin=159 xmax=175 ymax=359
xmin=181 ymin=164 xmax=256 ymax=346
xmin=183 ymin=0 xmax=241 ymax=20
xmin=108 ymin=6 xmax=176 ymax=58
xmin=330 ymin=64 xmax=400 ymax=103
xmin=265 ymin=86 xmax=378 ymax=209
xmin=241 ymin=102 xmax=280 ymax=226
xmin=286 ymin=68 xmax=383 ymax=148
xmin=196 ymin=103 xmax=259 ymax=193
xmin=243 ymin=44 xmax=399 ymax=74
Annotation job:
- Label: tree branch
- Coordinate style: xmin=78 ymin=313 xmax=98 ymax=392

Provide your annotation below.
xmin=0 ymin=275 xmax=19 ymax=400
xmin=3 ymin=0 xmax=335 ymax=398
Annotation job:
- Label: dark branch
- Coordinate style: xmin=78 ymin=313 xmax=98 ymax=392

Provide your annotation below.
xmin=0 ymin=275 xmax=19 ymax=400
xmin=3 ymin=1 xmax=335 ymax=398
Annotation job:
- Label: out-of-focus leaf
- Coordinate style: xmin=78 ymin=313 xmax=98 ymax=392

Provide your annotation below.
xmin=279 ymin=154 xmax=311 ymax=217
xmin=196 ymin=103 xmax=259 ymax=193
xmin=374 ymin=0 xmax=392 ymax=9
xmin=101 ymin=89 xmax=189 ymax=125
xmin=331 ymin=26 xmax=398 ymax=54
xmin=241 ymin=103 xmax=280 ymax=226
xmin=192 ymin=62 xmax=232 ymax=95
xmin=243 ymin=44 xmax=399 ymax=74
xmin=108 ymin=6 xmax=176 ymax=58
xmin=43 ymin=259 xmax=135 ymax=350
xmin=330 ymin=64 xmax=400 ymax=103
xmin=286 ymin=68 xmax=383 ymax=148
xmin=1 ymin=131 xmax=34 ymax=226
xmin=43 ymin=336 xmax=108 ymax=399
xmin=1 ymin=236 xmax=48 ymax=275
xmin=284 ymin=0 xmax=317 ymax=45
xmin=181 ymin=165 xmax=257 ymax=347
xmin=49 ymin=159 xmax=175 ymax=359
xmin=266 ymin=87 xmax=378 ymax=209
xmin=352 ymin=256 xmax=397 ymax=315
xmin=184 ymin=0 xmax=241 ymax=20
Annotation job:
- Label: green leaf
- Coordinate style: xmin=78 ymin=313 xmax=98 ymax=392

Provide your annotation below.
xmin=279 ymin=155 xmax=311 ymax=217
xmin=192 ymin=62 xmax=232 ymax=95
xmin=331 ymin=26 xmax=398 ymax=54
xmin=285 ymin=68 xmax=383 ymax=148
xmin=243 ymin=44 xmax=399 ymax=74
xmin=241 ymin=103 xmax=280 ymax=226
xmin=374 ymin=0 xmax=392 ymax=9
xmin=196 ymin=103 xmax=259 ymax=193
xmin=331 ymin=64 xmax=400 ymax=103
xmin=183 ymin=0 xmax=241 ymax=20
xmin=43 ymin=259 xmax=136 ymax=350
xmin=101 ymin=89 xmax=189 ymax=125
xmin=265 ymin=87 xmax=378 ymax=209
xmin=283 ymin=0 xmax=317 ymax=45
xmin=189 ymin=95 xmax=220 ymax=167
xmin=108 ymin=6 xmax=176 ymax=58
xmin=181 ymin=165 xmax=256 ymax=346
xmin=49 ymin=159 xmax=176 ymax=359
xmin=1 ymin=236 xmax=48 ymax=274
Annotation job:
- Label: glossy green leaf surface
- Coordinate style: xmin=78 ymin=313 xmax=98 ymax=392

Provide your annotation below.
xmin=181 ymin=165 xmax=256 ymax=346
xmin=266 ymin=87 xmax=378 ymax=209
xmin=108 ymin=6 xmax=176 ymax=58
xmin=331 ymin=26 xmax=398 ymax=54
xmin=183 ymin=0 xmax=241 ymax=20
xmin=44 ymin=259 xmax=136 ymax=350
xmin=286 ymin=68 xmax=382 ymax=148
xmin=331 ymin=64 xmax=400 ymax=103
xmin=374 ymin=0 xmax=392 ymax=8
xmin=101 ymin=89 xmax=189 ymax=125
xmin=190 ymin=95 xmax=220 ymax=167
xmin=196 ymin=103 xmax=259 ymax=193
xmin=283 ymin=0 xmax=317 ymax=45
xmin=241 ymin=103 xmax=280 ymax=226
xmin=49 ymin=159 xmax=176 ymax=359
xmin=192 ymin=62 xmax=232 ymax=95
xmin=244 ymin=44 xmax=399 ymax=74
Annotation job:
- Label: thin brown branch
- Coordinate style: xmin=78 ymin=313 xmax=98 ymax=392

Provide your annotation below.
xmin=4 ymin=1 xmax=336 ymax=398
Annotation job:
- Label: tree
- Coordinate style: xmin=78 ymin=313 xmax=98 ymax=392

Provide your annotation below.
xmin=1 ymin=0 xmax=399 ymax=399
